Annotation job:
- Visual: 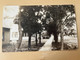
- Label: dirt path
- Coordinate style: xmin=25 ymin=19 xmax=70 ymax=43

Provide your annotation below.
xmin=39 ymin=34 xmax=54 ymax=51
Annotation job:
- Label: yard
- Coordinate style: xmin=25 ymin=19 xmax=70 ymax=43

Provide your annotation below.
xmin=2 ymin=35 xmax=78 ymax=52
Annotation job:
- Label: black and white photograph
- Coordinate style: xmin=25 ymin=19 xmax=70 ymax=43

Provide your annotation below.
xmin=2 ymin=5 xmax=78 ymax=52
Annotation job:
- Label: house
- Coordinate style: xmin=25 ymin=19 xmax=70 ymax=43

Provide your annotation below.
xmin=3 ymin=27 xmax=10 ymax=44
xmin=3 ymin=6 xmax=19 ymax=44
xmin=2 ymin=17 xmax=18 ymax=44
xmin=3 ymin=19 xmax=19 ymax=44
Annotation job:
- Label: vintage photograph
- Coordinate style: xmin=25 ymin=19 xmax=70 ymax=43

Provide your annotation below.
xmin=2 ymin=5 xmax=78 ymax=52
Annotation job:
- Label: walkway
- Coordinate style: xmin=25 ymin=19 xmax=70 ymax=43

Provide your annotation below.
xmin=39 ymin=34 xmax=54 ymax=51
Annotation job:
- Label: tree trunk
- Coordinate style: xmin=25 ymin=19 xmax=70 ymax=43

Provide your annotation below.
xmin=54 ymin=33 xmax=58 ymax=43
xmin=35 ymin=33 xmax=38 ymax=46
xmin=60 ymin=33 xmax=64 ymax=50
xmin=39 ymin=32 xmax=41 ymax=44
xmin=17 ymin=20 xmax=22 ymax=49
xmin=61 ymin=21 xmax=64 ymax=50
xmin=28 ymin=35 xmax=31 ymax=51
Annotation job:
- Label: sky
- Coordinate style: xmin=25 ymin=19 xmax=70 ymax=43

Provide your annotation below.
xmin=3 ymin=6 xmax=19 ymax=28
xmin=3 ymin=6 xmax=19 ymax=18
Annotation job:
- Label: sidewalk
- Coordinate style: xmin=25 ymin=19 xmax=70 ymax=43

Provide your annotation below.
xmin=39 ymin=34 xmax=54 ymax=51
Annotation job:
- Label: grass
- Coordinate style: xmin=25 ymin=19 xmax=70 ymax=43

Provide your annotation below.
xmin=2 ymin=42 xmax=45 ymax=52
xmin=52 ymin=42 xmax=78 ymax=50
xmin=2 ymin=36 xmax=78 ymax=52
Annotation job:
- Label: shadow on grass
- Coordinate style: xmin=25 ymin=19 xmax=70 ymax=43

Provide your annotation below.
xmin=2 ymin=43 xmax=45 ymax=52
xmin=52 ymin=42 xmax=78 ymax=50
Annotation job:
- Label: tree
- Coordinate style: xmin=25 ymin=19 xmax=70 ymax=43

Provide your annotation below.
xmin=41 ymin=5 xmax=76 ymax=50
xmin=14 ymin=12 xmax=23 ymax=50
xmin=14 ymin=5 xmax=76 ymax=51
xmin=14 ymin=6 xmax=42 ymax=50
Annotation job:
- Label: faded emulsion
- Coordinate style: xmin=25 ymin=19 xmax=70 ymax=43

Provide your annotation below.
xmin=2 ymin=5 xmax=78 ymax=52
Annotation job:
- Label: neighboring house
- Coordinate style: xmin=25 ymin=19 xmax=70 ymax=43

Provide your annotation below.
xmin=3 ymin=18 xmax=12 ymax=44
xmin=3 ymin=21 xmax=19 ymax=44
xmin=3 ymin=17 xmax=19 ymax=44
xmin=3 ymin=6 xmax=19 ymax=44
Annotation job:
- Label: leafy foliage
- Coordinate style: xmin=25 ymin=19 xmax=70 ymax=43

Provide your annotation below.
xmin=19 ymin=6 xmax=42 ymax=35
xmin=14 ymin=5 xmax=76 ymax=37
xmin=42 ymin=5 xmax=76 ymax=35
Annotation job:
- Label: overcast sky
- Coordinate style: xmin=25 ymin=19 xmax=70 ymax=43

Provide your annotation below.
xmin=3 ymin=6 xmax=19 ymax=18
xmin=3 ymin=6 xmax=19 ymax=28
